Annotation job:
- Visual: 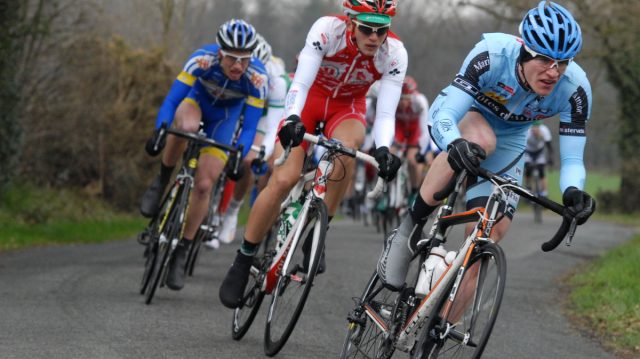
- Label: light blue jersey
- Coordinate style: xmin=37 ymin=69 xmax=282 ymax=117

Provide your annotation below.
xmin=429 ymin=33 xmax=592 ymax=214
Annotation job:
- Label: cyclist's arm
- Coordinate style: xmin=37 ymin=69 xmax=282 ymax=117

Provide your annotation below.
xmin=238 ymin=64 xmax=269 ymax=158
xmin=558 ymin=85 xmax=592 ymax=192
xmin=283 ymin=18 xmax=328 ymax=118
xmin=261 ymin=75 xmax=288 ymax=159
xmin=416 ymin=93 xmax=435 ymax=154
xmin=430 ymin=40 xmax=492 ymax=150
xmin=154 ymin=48 xmax=215 ymax=129
xmin=371 ymin=45 xmax=408 ymax=149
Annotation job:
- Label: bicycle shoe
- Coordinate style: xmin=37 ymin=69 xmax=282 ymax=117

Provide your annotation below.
xmin=166 ymin=240 xmax=190 ymax=290
xmin=302 ymin=232 xmax=326 ymax=274
xmin=219 ymin=250 xmax=254 ymax=309
xmin=140 ymin=175 xmax=167 ymax=218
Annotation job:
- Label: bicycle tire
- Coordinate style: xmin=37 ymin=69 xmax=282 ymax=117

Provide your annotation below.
xmin=412 ymin=242 xmax=506 ymax=359
xmin=340 ymin=271 xmax=397 ymax=359
xmin=231 ymin=228 xmax=274 ymax=340
xmin=185 ymin=230 xmax=203 ymax=277
xmin=140 ymin=184 xmax=180 ymax=295
xmin=145 ymin=184 xmax=190 ymax=305
xmin=263 ymin=200 xmax=328 ymax=356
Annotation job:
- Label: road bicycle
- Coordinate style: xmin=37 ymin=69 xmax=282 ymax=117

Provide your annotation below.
xmin=229 ymin=132 xmax=385 ymax=356
xmin=138 ymin=127 xmax=238 ymax=305
xmin=340 ymin=166 xmax=579 ymax=358
xmin=524 ymin=161 xmax=544 ymax=224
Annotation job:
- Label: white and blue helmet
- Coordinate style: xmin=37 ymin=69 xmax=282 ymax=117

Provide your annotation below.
xmin=519 ymin=1 xmax=582 ymax=60
xmin=216 ymin=19 xmax=258 ymax=52
xmin=253 ymin=34 xmax=272 ymax=64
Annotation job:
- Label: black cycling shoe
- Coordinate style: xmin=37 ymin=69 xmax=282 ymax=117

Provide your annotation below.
xmin=302 ymin=233 xmax=326 ymax=274
xmin=219 ymin=251 xmax=254 ymax=309
xmin=140 ymin=175 xmax=167 ymax=218
xmin=166 ymin=241 xmax=190 ymax=291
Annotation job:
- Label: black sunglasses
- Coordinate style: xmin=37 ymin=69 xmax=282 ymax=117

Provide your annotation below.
xmin=353 ymin=20 xmax=390 ymax=36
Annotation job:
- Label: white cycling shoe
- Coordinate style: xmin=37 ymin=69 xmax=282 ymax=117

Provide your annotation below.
xmin=218 ymin=208 xmax=240 ymax=244
xmin=203 ymin=238 xmax=220 ymax=250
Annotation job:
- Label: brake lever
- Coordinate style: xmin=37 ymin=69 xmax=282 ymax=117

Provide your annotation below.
xmin=565 ymin=217 xmax=578 ymax=247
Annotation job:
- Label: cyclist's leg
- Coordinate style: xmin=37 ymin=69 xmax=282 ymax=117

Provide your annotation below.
xmin=220 ymin=142 xmax=305 ymax=308
xmin=537 ymin=163 xmax=548 ymax=196
xmin=140 ymin=97 xmax=201 ymax=217
xmin=324 ymin=118 xmax=366 ymax=215
xmin=378 ymin=111 xmax=497 ymax=289
xmin=218 ymin=132 xmax=264 ymax=243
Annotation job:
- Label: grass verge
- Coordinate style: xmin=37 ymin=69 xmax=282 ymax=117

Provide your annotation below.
xmin=564 ymin=234 xmax=640 ymax=358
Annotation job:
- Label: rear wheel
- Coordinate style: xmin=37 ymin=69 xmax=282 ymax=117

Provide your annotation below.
xmin=412 ymin=243 xmax=506 ymax=359
xmin=264 ymin=200 xmax=328 ymax=356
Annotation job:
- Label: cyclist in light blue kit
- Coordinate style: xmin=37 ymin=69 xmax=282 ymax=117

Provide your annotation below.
xmin=378 ymin=1 xmax=597 ymax=289
xmin=139 ymin=19 xmax=267 ymax=291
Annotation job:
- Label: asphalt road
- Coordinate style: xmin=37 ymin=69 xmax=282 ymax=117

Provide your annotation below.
xmin=0 ymin=212 xmax=635 ymax=359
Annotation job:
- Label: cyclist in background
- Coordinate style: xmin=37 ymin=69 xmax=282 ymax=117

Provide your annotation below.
xmin=139 ymin=19 xmax=267 ymax=291
xmin=524 ymin=120 xmax=553 ymax=197
xmin=378 ymin=1 xmax=596 ymax=290
xmin=209 ymin=34 xmax=291 ymax=246
xmin=219 ymin=0 xmax=408 ymax=309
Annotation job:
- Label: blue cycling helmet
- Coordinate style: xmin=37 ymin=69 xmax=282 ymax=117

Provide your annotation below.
xmin=519 ymin=1 xmax=582 ymax=60
xmin=217 ymin=19 xmax=258 ymax=52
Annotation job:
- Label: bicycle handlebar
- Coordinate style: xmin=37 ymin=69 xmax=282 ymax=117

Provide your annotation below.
xmin=474 ymin=167 xmax=577 ymax=252
xmin=275 ymin=133 xmax=385 ymax=199
xmin=166 ymin=128 xmax=238 ymax=154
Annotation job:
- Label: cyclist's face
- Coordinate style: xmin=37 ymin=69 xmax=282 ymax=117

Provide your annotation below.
xmin=351 ymin=20 xmax=388 ymax=56
xmin=399 ymin=96 xmax=411 ymax=110
xmin=219 ymin=49 xmax=252 ymax=80
xmin=521 ymin=58 xmax=567 ymax=96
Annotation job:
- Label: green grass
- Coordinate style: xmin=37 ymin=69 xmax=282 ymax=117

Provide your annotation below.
xmin=0 ymin=183 xmax=145 ymax=251
xmin=566 ymin=235 xmax=640 ymax=357
xmin=545 ymin=169 xmax=621 ymax=203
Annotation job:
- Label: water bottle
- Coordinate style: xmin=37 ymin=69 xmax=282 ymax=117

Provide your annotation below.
xmin=276 ymin=202 xmax=302 ymax=249
xmin=415 ymin=246 xmax=456 ymax=296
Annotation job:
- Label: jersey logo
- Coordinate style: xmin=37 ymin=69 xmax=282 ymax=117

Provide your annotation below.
xmin=389 ymin=68 xmax=400 ymax=76
xmin=497 ymin=82 xmax=515 ymax=95
xmin=195 ymin=55 xmax=214 ymax=70
xmin=321 ymin=33 xmax=328 ymax=45
xmin=485 ymin=91 xmax=508 ymax=105
xmin=251 ymin=72 xmax=266 ymax=88
xmin=313 ymin=41 xmax=323 ymax=51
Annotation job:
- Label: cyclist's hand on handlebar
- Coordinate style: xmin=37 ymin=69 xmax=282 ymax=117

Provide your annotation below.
xmin=374 ymin=146 xmax=401 ymax=182
xmin=145 ymin=124 xmax=167 ymax=156
xmin=447 ymin=138 xmax=486 ymax=176
xmin=278 ymin=115 xmax=306 ymax=148
xmin=562 ymin=186 xmax=596 ymax=225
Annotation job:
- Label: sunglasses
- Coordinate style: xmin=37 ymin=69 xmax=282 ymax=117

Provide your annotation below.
xmin=219 ymin=49 xmax=252 ymax=64
xmin=353 ymin=20 xmax=390 ymax=37
xmin=524 ymin=45 xmax=572 ymax=70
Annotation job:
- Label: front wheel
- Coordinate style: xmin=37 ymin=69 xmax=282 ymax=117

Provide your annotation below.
xmin=412 ymin=242 xmax=506 ymax=359
xmin=263 ymin=200 xmax=328 ymax=356
xmin=231 ymin=228 xmax=274 ymax=340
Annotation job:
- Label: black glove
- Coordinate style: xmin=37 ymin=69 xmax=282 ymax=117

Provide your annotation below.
xmin=446 ymin=138 xmax=486 ymax=176
xmin=415 ymin=151 xmax=426 ymax=164
xmin=278 ymin=115 xmax=306 ymax=148
xmin=145 ymin=124 xmax=167 ymax=156
xmin=374 ymin=146 xmax=401 ymax=182
xmin=562 ymin=186 xmax=596 ymax=225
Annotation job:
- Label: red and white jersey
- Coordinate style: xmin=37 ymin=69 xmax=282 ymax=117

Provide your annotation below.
xmin=396 ymin=93 xmax=429 ymax=125
xmin=285 ymin=15 xmax=408 ymax=148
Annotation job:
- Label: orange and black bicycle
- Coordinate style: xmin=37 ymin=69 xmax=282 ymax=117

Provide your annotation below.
xmin=341 ymin=167 xmax=578 ymax=359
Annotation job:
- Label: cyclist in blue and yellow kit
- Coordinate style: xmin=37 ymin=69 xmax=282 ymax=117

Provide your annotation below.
xmin=140 ymin=19 xmax=268 ymax=291
xmin=378 ymin=1 xmax=597 ymax=289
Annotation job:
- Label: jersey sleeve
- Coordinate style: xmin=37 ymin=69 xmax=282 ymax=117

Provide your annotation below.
xmin=371 ymin=43 xmax=408 ymax=149
xmin=430 ymin=39 xmax=492 ymax=150
xmin=238 ymin=67 xmax=268 ymax=157
xmin=154 ymin=48 xmax=216 ymax=129
xmin=557 ymin=81 xmax=592 ymax=192
xmin=284 ymin=17 xmax=330 ymax=118
xmin=261 ymin=75 xmax=288 ymax=159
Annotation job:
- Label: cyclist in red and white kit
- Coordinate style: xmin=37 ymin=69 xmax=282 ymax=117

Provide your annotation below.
xmin=219 ymin=0 xmax=408 ymax=309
